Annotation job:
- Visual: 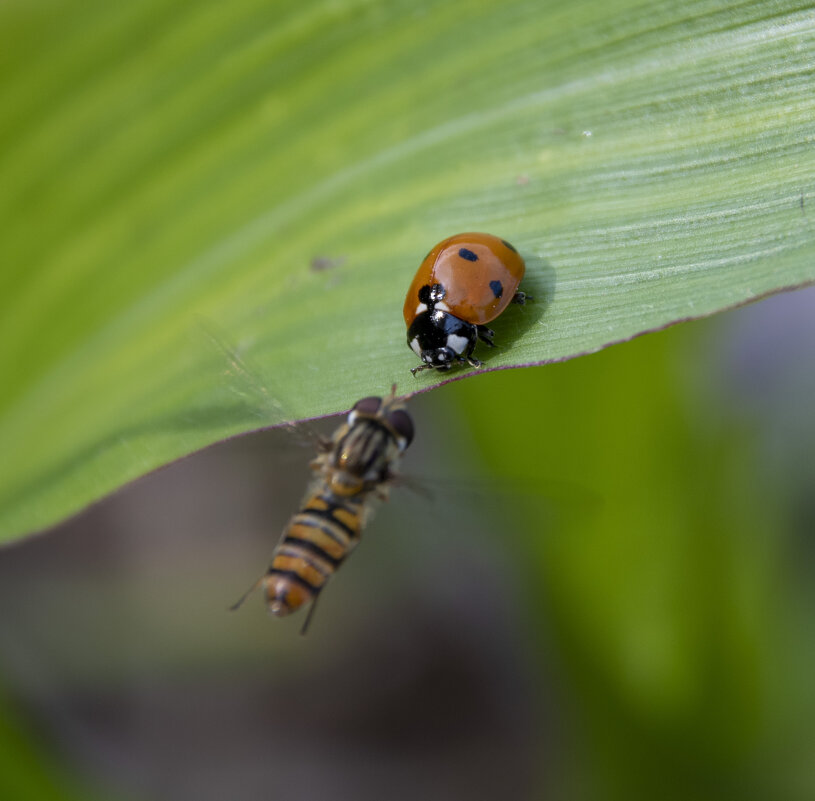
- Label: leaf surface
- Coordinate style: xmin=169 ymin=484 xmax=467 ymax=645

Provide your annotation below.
xmin=1 ymin=0 xmax=814 ymax=540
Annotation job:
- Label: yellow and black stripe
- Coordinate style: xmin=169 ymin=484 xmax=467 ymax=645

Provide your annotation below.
xmin=262 ymin=488 xmax=366 ymax=616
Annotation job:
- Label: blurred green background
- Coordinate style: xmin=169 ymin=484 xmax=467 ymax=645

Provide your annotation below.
xmin=2 ymin=289 xmax=814 ymax=801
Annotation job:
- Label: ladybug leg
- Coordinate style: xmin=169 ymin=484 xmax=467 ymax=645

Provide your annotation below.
xmin=410 ymin=363 xmax=435 ymax=377
xmin=511 ymin=291 xmax=532 ymax=305
xmin=463 ymin=334 xmax=484 ymax=368
xmin=476 ymin=325 xmax=496 ymax=348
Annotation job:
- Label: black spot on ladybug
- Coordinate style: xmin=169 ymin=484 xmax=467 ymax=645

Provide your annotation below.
xmin=501 ymin=239 xmax=517 ymax=253
xmin=489 ymin=280 xmax=504 ymax=299
xmin=458 ymin=248 xmax=478 ymax=262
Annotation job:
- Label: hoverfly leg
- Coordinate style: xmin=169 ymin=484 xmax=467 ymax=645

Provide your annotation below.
xmin=229 ymin=575 xmax=265 ymax=611
xmin=299 ymin=592 xmax=323 ymax=637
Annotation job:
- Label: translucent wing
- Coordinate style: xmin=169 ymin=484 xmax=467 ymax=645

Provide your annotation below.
xmin=196 ymin=315 xmax=327 ymax=450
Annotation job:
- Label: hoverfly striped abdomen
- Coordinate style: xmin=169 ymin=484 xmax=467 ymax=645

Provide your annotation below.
xmin=232 ymin=387 xmax=414 ymax=633
xmin=264 ymin=491 xmax=365 ymax=616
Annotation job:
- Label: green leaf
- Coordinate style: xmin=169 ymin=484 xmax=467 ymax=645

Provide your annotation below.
xmin=1 ymin=0 xmax=814 ymax=541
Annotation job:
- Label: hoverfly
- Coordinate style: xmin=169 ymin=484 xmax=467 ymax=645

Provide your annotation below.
xmin=201 ymin=320 xmax=414 ymax=634
xmin=230 ymin=388 xmax=414 ymax=634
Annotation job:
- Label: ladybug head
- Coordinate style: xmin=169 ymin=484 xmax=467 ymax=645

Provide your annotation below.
xmin=419 ymin=344 xmax=457 ymax=371
xmin=417 ymin=283 xmax=446 ymax=308
xmin=407 ymin=308 xmax=477 ymax=374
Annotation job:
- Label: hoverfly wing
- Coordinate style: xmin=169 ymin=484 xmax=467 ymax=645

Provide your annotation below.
xmin=401 ymin=472 xmax=601 ymax=531
xmin=196 ymin=315 xmax=328 ymax=451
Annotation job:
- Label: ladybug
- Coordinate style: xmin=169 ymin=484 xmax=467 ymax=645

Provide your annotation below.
xmin=403 ymin=233 xmax=528 ymax=375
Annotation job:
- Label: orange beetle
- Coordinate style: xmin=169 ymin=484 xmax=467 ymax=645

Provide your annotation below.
xmin=403 ymin=233 xmax=527 ymax=375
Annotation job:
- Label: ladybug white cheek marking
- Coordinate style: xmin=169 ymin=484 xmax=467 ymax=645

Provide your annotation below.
xmin=434 ymin=300 xmax=451 ymax=313
xmin=446 ymin=333 xmax=469 ymax=356
xmin=414 ymin=302 xmax=428 ymax=315
xmin=409 ymin=337 xmax=423 ymax=357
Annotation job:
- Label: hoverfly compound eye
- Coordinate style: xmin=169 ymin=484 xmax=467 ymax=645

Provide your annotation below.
xmin=387 ymin=409 xmax=414 ymax=448
xmin=352 ymin=396 xmax=382 ymax=415
xmin=348 ymin=396 xmax=382 ymax=426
